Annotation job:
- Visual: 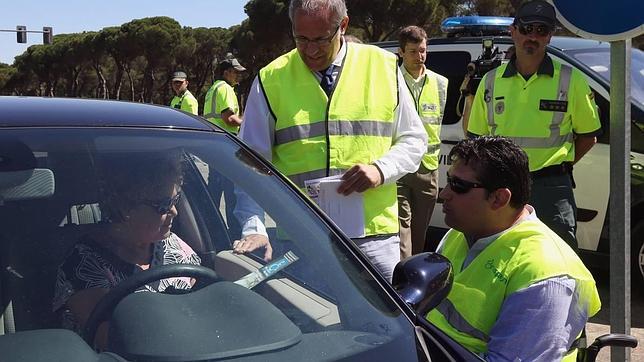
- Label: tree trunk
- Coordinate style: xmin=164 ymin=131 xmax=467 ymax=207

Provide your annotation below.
xmin=93 ymin=62 xmax=108 ymax=99
xmin=112 ymin=63 xmax=124 ymax=100
xmin=125 ymin=67 xmax=135 ymax=102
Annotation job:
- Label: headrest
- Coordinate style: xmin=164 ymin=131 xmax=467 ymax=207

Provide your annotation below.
xmin=0 ymin=140 xmax=55 ymax=202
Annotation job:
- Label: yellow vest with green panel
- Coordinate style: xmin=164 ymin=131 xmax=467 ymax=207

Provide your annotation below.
xmin=404 ymin=69 xmax=448 ymax=170
xmin=467 ymin=57 xmax=600 ymax=171
xmin=427 ymin=219 xmax=601 ymax=361
xmin=259 ymin=43 xmax=399 ymax=236
xmin=204 ymin=80 xmax=240 ymax=134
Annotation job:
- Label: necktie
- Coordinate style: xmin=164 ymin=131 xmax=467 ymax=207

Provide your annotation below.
xmin=320 ymin=65 xmax=335 ymax=95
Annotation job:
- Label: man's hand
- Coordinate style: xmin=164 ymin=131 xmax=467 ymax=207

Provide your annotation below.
xmin=337 ymin=164 xmax=382 ymax=196
xmin=222 ymin=110 xmax=243 ymax=127
xmin=233 ymin=234 xmax=273 ymax=261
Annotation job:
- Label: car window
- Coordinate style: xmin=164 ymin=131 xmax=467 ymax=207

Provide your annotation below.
xmin=566 ymin=47 xmax=644 ymax=109
xmin=427 ymin=51 xmax=472 ymax=125
xmin=0 ymin=129 xmax=424 ymax=361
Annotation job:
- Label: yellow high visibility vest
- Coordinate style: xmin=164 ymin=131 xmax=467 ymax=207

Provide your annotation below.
xmin=259 ymin=43 xmax=400 ymax=236
xmin=427 ymin=219 xmax=601 ymax=360
xmin=404 ymin=70 xmax=448 ymax=170
xmin=203 ymin=80 xmax=240 ymax=134
xmin=468 ymin=58 xmax=600 ymax=171
xmin=170 ymin=90 xmax=198 ymax=115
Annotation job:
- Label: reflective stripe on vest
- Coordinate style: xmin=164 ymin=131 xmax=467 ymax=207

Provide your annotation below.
xmin=484 ymin=64 xmax=574 ymax=149
xmin=203 ymin=81 xmax=226 ymax=119
xmin=260 ymin=44 xmax=399 ymax=235
xmin=435 ymin=298 xmax=490 ymax=343
xmin=427 ymin=221 xmax=601 ymax=355
xmin=275 ymin=120 xmax=393 ymax=145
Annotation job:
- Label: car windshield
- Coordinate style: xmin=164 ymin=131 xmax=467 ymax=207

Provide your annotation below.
xmin=0 ymin=128 xmax=423 ymax=361
xmin=565 ymin=47 xmax=644 ymax=109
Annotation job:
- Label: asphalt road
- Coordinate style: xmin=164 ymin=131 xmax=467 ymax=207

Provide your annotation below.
xmin=586 ymin=268 xmax=643 ymax=361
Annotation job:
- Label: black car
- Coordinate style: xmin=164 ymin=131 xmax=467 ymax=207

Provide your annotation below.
xmin=0 ymin=96 xmax=478 ymax=361
xmin=0 ymin=96 xmax=633 ymax=361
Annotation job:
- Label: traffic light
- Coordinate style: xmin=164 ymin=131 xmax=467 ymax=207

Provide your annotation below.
xmin=16 ymin=25 xmax=27 ymax=43
xmin=43 ymin=27 xmax=52 ymax=44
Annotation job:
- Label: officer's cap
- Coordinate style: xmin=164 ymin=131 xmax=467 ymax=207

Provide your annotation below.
xmin=515 ymin=0 xmax=556 ymax=27
xmin=219 ymin=58 xmax=246 ymax=72
xmin=171 ymin=71 xmax=188 ymax=81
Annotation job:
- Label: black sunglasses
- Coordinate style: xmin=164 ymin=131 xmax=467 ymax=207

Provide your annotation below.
xmin=446 ymin=174 xmax=487 ymax=194
xmin=141 ymin=192 xmax=182 ymax=214
xmin=517 ymin=23 xmax=552 ymax=37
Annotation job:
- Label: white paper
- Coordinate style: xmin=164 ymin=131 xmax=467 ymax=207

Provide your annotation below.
xmin=304 ymin=175 xmax=365 ymax=238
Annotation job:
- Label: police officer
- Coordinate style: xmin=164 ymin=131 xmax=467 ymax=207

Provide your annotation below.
xmin=203 ymin=56 xmax=246 ymax=239
xmin=232 ymin=0 xmax=427 ymax=280
xmin=203 ymin=55 xmax=246 ymax=134
xmin=429 ymin=136 xmax=600 ymax=361
xmin=397 ymin=25 xmax=448 ymax=258
xmin=467 ymin=0 xmax=601 ymax=249
xmin=169 ymin=71 xmax=198 ymax=115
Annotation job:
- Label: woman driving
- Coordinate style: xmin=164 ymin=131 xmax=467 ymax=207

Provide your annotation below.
xmin=52 ymin=151 xmax=201 ymax=346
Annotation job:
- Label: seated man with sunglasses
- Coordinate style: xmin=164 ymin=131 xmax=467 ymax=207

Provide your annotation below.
xmin=427 ymin=136 xmax=600 ymax=361
xmin=53 ymin=152 xmax=201 ymax=348
xmin=467 ymin=0 xmax=602 ymax=251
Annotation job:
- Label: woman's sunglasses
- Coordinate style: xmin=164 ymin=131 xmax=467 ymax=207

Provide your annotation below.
xmin=517 ymin=23 xmax=552 ymax=37
xmin=141 ymin=192 xmax=182 ymax=214
xmin=446 ymin=175 xmax=487 ymax=194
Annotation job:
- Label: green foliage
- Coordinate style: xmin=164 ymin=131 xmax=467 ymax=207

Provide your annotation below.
xmin=3 ymin=1 xmax=641 ymax=103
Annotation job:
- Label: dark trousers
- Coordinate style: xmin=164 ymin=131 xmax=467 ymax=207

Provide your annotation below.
xmin=208 ymin=170 xmax=241 ymax=241
xmin=530 ymin=173 xmax=578 ymax=250
xmin=397 ymin=165 xmax=439 ymax=259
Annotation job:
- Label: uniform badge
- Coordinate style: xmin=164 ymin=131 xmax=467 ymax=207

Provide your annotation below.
xmin=495 ymin=101 xmax=505 ymax=114
xmin=539 ymin=99 xmax=568 ymax=112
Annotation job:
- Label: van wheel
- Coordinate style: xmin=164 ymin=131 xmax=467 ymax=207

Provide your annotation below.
xmin=632 ymin=222 xmax=644 ymax=298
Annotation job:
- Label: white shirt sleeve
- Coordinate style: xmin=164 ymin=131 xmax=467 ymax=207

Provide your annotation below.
xmin=373 ymin=67 xmax=428 ymax=184
xmin=234 ymin=75 xmax=273 ymax=238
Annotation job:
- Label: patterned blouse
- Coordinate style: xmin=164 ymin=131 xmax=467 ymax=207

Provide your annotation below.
xmin=52 ymin=232 xmax=201 ymax=331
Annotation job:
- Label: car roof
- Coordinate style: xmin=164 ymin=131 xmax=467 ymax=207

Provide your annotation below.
xmin=0 ymin=96 xmax=215 ymax=130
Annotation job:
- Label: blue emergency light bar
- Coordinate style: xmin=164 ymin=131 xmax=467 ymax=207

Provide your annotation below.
xmin=441 ymin=16 xmax=514 ymax=37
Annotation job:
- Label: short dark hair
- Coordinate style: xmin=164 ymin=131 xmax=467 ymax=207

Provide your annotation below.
xmin=398 ymin=25 xmax=427 ymax=50
xmin=98 ymin=152 xmax=184 ymax=222
xmin=449 ymin=136 xmax=531 ymax=208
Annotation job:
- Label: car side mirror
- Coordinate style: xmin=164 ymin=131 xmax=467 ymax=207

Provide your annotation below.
xmin=392 ymin=252 xmax=453 ymax=317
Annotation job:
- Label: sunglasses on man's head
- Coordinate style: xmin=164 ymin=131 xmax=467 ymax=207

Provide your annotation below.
xmin=141 ymin=192 xmax=182 ymax=214
xmin=517 ymin=23 xmax=552 ymax=37
xmin=446 ymin=174 xmax=487 ymax=194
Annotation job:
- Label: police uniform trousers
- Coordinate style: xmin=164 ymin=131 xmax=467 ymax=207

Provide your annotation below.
xmin=397 ymin=164 xmax=439 ymax=259
xmin=530 ymin=173 xmax=578 ymax=251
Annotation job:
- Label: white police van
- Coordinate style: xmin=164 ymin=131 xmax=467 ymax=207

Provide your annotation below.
xmin=376 ymin=16 xmax=644 ymax=291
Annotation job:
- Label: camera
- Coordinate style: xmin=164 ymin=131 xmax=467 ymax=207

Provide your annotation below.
xmin=460 ymin=38 xmax=504 ymax=96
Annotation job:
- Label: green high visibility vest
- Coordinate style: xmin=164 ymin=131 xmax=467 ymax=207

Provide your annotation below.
xmin=259 ymin=43 xmax=399 ymax=236
xmin=404 ymin=70 xmax=448 ymax=170
xmin=427 ymin=219 xmax=601 ymax=360
xmin=203 ymin=80 xmax=240 ymax=134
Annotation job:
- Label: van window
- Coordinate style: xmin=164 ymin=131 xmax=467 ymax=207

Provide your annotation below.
xmin=426 ymin=51 xmax=471 ymax=125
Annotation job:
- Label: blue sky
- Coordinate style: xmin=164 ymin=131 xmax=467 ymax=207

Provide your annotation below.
xmin=1 ymin=0 xmax=249 ymax=64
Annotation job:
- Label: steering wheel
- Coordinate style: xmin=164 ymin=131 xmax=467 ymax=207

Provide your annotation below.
xmin=82 ymin=264 xmax=221 ymax=345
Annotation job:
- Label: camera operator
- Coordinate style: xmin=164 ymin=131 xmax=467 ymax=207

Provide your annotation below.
xmin=459 ymin=40 xmax=510 ymax=135
xmin=467 ymin=0 xmax=602 ymax=250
